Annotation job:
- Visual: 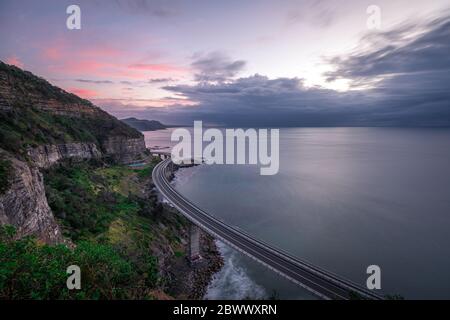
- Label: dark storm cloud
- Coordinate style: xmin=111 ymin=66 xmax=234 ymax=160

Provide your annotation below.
xmin=104 ymin=14 xmax=450 ymax=127
xmin=327 ymin=15 xmax=450 ymax=80
xmin=324 ymin=14 xmax=450 ymax=126
xmin=191 ymin=52 xmax=246 ymax=83
xmin=147 ymin=75 xmax=373 ymax=126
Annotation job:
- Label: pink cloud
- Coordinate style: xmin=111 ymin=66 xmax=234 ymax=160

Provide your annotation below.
xmin=68 ymin=88 xmax=98 ymax=98
xmin=6 ymin=56 xmax=24 ymax=68
xmin=38 ymin=38 xmax=188 ymax=81
xmin=54 ymin=61 xmax=187 ymax=79
xmin=64 ymin=60 xmax=116 ymax=73
xmin=42 ymin=47 xmax=62 ymax=60
xmin=42 ymin=40 xmax=123 ymax=62
xmin=79 ymin=47 xmax=123 ymax=58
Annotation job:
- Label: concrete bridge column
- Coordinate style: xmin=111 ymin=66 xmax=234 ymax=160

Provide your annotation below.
xmin=189 ymin=224 xmax=202 ymax=263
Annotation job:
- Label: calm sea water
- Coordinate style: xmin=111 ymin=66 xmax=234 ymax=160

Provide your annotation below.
xmin=144 ymin=128 xmax=450 ymax=299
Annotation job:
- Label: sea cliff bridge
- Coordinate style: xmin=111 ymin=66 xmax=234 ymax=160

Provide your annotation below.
xmin=152 ymin=154 xmax=384 ymax=300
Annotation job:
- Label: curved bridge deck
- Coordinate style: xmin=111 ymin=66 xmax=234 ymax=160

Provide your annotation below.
xmin=153 ymin=159 xmax=384 ymax=300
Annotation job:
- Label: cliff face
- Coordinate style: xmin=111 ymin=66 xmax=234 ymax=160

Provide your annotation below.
xmin=0 ymin=137 xmax=145 ymax=242
xmin=0 ymin=151 xmax=62 ymax=243
xmin=0 ymin=61 xmax=148 ymax=242
xmin=102 ymin=136 xmax=147 ymax=164
xmin=27 ymin=143 xmax=102 ymax=169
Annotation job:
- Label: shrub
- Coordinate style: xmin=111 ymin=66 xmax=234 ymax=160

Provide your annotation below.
xmin=0 ymin=226 xmax=158 ymax=299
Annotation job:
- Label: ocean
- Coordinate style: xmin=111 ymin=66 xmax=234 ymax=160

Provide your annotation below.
xmin=144 ymin=127 xmax=450 ymax=299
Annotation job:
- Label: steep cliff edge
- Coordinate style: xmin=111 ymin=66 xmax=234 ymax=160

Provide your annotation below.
xmin=26 ymin=143 xmax=102 ymax=169
xmin=0 ymin=61 xmax=146 ymax=241
xmin=0 ymin=150 xmax=62 ymax=243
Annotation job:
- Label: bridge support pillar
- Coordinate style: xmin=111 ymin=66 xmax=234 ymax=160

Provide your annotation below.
xmin=189 ymin=224 xmax=202 ymax=263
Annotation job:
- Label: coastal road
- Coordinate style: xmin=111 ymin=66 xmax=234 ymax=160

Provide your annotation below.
xmin=153 ymin=159 xmax=384 ymax=300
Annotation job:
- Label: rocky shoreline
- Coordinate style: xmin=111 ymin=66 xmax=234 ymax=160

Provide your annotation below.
xmin=159 ymin=163 xmax=224 ymax=300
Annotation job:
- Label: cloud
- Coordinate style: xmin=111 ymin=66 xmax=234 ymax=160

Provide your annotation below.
xmin=5 ymin=56 xmax=24 ymax=68
xmin=149 ymin=78 xmax=175 ymax=83
xmin=128 ymin=63 xmax=185 ymax=73
xmin=156 ymin=75 xmax=369 ymax=126
xmin=99 ymin=13 xmax=450 ymax=127
xmin=326 ymin=15 xmax=450 ymax=81
xmin=75 ymin=79 xmax=114 ymax=84
xmin=39 ymin=38 xmax=180 ymax=80
xmin=120 ymin=80 xmax=138 ymax=85
xmin=42 ymin=40 xmax=124 ymax=62
xmin=286 ymin=0 xmax=338 ymax=29
xmin=191 ymin=51 xmax=246 ymax=83
xmin=68 ymin=88 xmax=98 ymax=98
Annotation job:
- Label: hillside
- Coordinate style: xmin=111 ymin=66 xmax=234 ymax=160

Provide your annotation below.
xmin=0 ymin=61 xmax=147 ymax=241
xmin=0 ymin=61 xmax=222 ymax=299
xmin=0 ymin=61 xmax=144 ymax=162
xmin=121 ymin=117 xmax=167 ymax=131
xmin=0 ymin=160 xmax=222 ymax=299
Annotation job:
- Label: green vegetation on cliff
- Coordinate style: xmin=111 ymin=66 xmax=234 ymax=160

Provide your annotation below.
xmin=0 ymin=62 xmax=213 ymax=300
xmin=0 ymin=225 xmax=157 ymax=299
xmin=0 ymin=62 xmax=91 ymax=105
xmin=44 ymin=158 xmax=162 ymax=241
xmin=0 ymin=158 xmax=189 ymax=299
xmin=0 ymin=61 xmax=142 ymax=156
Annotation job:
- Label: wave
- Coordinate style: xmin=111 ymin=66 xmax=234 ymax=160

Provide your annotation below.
xmin=205 ymin=241 xmax=267 ymax=300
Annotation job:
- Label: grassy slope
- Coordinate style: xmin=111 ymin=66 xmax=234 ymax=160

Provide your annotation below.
xmin=0 ymin=158 xmax=190 ymax=299
xmin=0 ymin=62 xmax=191 ymax=299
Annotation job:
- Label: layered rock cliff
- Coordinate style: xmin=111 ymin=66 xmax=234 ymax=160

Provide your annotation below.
xmin=102 ymin=136 xmax=147 ymax=164
xmin=26 ymin=143 xmax=102 ymax=169
xmin=0 ymin=61 xmax=147 ymax=242
xmin=0 ymin=150 xmax=62 ymax=243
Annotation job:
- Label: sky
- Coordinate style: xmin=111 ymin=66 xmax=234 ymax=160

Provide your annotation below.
xmin=1 ymin=0 xmax=449 ymax=126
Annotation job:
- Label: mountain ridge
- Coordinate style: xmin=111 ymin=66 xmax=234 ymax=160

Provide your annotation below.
xmin=121 ymin=117 xmax=167 ymax=131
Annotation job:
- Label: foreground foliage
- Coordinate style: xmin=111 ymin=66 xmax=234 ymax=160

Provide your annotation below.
xmin=44 ymin=160 xmax=162 ymax=240
xmin=0 ymin=226 xmax=157 ymax=299
xmin=0 ymin=159 xmax=187 ymax=300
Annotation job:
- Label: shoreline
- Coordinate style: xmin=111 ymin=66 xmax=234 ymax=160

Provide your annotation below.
xmin=157 ymin=162 xmax=224 ymax=299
